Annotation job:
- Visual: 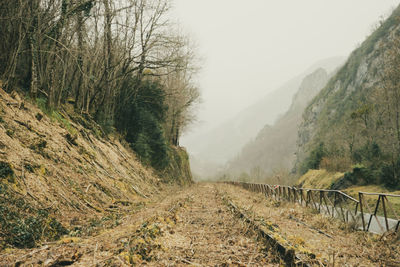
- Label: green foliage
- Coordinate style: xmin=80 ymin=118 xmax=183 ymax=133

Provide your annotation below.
xmin=36 ymin=97 xmax=48 ymax=114
xmin=381 ymin=156 xmax=400 ymax=189
xmin=339 ymin=142 xmax=384 ymax=186
xmin=78 ymin=0 xmax=94 ymax=17
xmin=36 ymin=97 xmax=74 ymax=133
xmin=94 ymin=110 xmax=115 ymax=134
xmin=343 ymin=164 xmax=379 ymax=185
xmin=0 ymin=184 xmax=68 ymax=248
xmin=343 ymin=143 xmax=400 ymax=188
xmin=351 ymin=141 xmax=381 ymax=164
xmin=115 ymin=79 xmax=169 ymax=170
xmin=51 ymin=110 xmax=73 ymax=132
xmin=160 ymin=147 xmax=193 ymax=185
xmin=300 ymin=143 xmax=326 ymax=174
xmin=0 ymin=161 xmax=15 ymax=183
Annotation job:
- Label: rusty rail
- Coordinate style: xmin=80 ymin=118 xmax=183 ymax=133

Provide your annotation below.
xmin=225 ymin=181 xmax=400 ymax=234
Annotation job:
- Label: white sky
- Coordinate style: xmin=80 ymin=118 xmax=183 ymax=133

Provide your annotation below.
xmin=170 ymin=0 xmax=400 ymax=140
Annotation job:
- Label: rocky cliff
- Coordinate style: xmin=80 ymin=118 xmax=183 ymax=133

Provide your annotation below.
xmin=185 ymin=57 xmax=343 ymax=179
xmin=225 ymin=68 xmax=330 ymax=178
xmin=295 ymin=5 xmax=400 ymax=184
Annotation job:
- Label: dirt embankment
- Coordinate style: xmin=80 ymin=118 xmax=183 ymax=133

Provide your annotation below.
xmin=0 ymin=88 xmax=162 ymax=245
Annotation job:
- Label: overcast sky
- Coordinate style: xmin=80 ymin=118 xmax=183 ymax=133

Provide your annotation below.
xmin=170 ymin=0 xmax=400 ymax=143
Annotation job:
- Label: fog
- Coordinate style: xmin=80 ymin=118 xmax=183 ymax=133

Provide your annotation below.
xmin=170 ymin=0 xmax=400 ymax=145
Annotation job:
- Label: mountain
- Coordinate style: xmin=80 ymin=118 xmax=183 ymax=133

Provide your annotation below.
xmin=295 ymin=5 xmax=400 ymax=189
xmin=225 ymin=68 xmax=330 ymax=178
xmin=184 ymin=57 xmax=344 ymax=179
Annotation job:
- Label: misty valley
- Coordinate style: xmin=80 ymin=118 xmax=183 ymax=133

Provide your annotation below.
xmin=0 ymin=1 xmax=400 ymax=266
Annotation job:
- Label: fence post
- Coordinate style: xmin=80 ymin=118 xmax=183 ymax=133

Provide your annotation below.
xmin=333 ymin=192 xmax=337 ymax=218
xmin=382 ymin=195 xmax=389 ymax=232
xmin=300 ymin=189 xmax=304 ymax=205
xmin=292 ymin=188 xmax=296 ymax=203
xmin=359 ymin=192 xmax=365 ymax=231
xmin=319 ymin=191 xmax=322 ymax=212
xmin=367 ymin=195 xmax=381 ymax=231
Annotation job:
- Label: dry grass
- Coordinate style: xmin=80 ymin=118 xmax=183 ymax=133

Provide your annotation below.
xmin=217 ymin=183 xmax=400 ymax=266
xmin=0 ymin=87 xmax=161 ymax=228
xmin=2 ymin=182 xmax=398 ymax=266
xmin=152 ymin=184 xmax=274 ymax=266
xmin=297 ymin=169 xmax=344 ymax=189
xmin=0 ymin=184 xmax=278 ymax=266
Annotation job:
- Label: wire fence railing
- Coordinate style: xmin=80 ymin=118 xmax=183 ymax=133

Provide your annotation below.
xmin=225 ymin=181 xmax=400 ymax=234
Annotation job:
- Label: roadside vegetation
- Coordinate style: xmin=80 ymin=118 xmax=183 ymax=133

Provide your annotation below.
xmin=0 ymin=0 xmax=200 ymax=173
xmin=0 ymin=0 xmax=200 ymax=249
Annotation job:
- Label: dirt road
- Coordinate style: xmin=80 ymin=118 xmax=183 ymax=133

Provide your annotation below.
xmin=152 ymin=183 xmax=273 ymax=266
xmin=0 ymin=184 xmax=275 ymax=266
xmin=1 ymin=183 xmax=399 ymax=266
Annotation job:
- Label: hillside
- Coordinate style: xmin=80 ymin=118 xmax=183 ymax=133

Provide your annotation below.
xmin=0 ymin=86 xmax=193 ymax=249
xmin=185 ymin=57 xmax=344 ymax=179
xmin=225 ymin=68 xmax=330 ymax=180
xmin=296 ymin=6 xmax=400 ymax=189
xmin=0 ymin=0 xmax=201 ymax=253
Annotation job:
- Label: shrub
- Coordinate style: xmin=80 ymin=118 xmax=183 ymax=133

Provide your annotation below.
xmin=351 ymin=141 xmax=381 ymax=164
xmin=319 ymin=155 xmax=352 ymax=172
xmin=0 ymin=161 xmax=14 ymax=183
xmin=115 ymin=79 xmax=169 ymax=170
xmin=300 ymin=143 xmax=326 ymax=174
xmin=380 ymin=156 xmax=400 ymax=189
xmin=0 ymin=184 xmax=68 ymax=248
xmin=343 ymin=164 xmax=380 ymax=185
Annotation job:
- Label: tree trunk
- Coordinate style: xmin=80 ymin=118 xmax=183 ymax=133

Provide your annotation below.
xmin=100 ymin=0 xmax=114 ymax=122
xmin=75 ymin=9 xmax=85 ymax=111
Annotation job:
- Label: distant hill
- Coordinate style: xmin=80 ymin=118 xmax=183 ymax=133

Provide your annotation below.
xmin=225 ymin=68 xmax=331 ymax=178
xmin=184 ymin=57 xmax=344 ymax=179
xmin=295 ymin=5 xmax=400 ymax=190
